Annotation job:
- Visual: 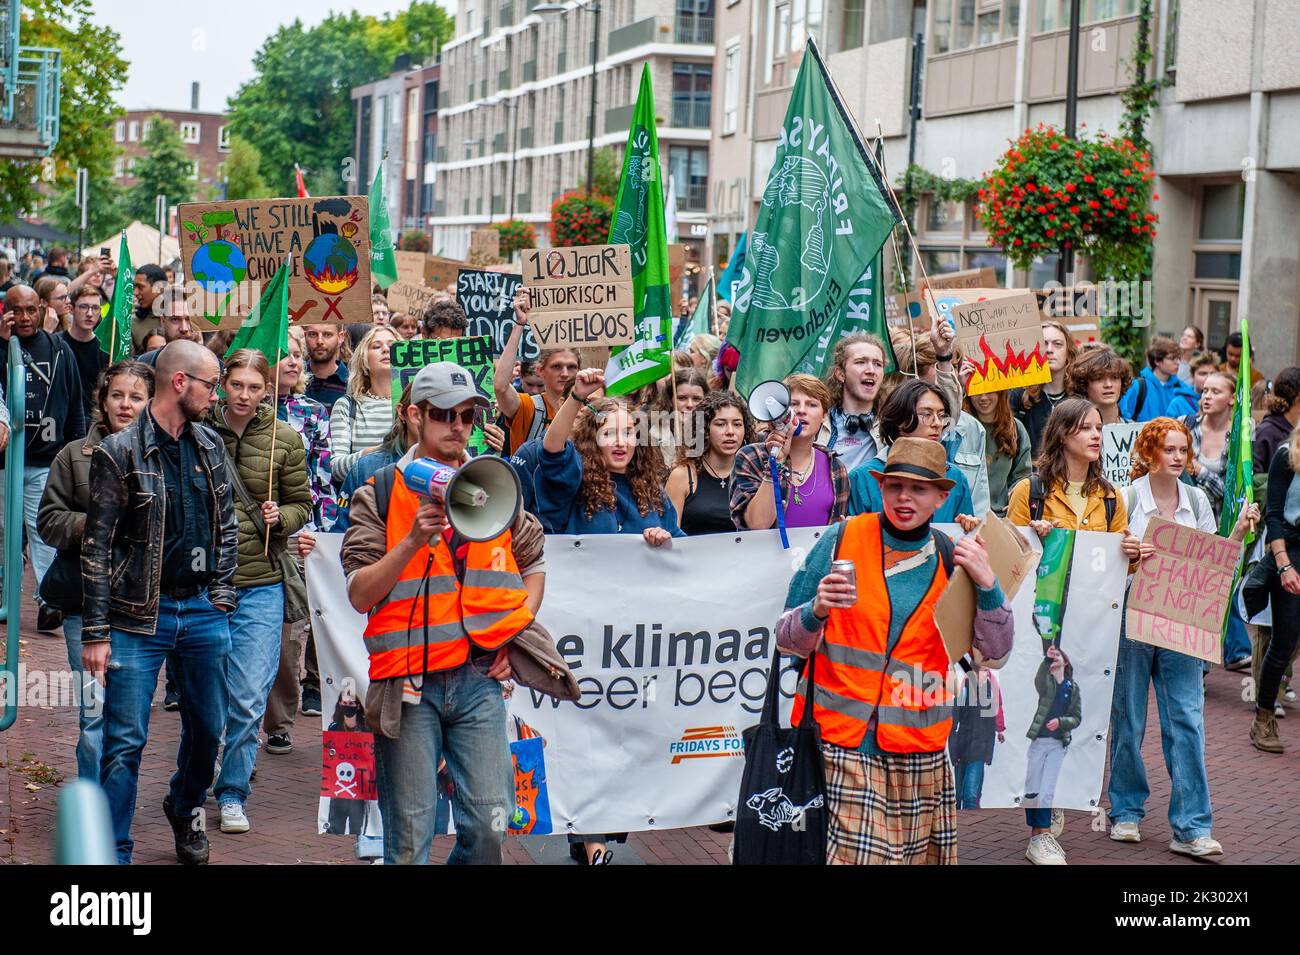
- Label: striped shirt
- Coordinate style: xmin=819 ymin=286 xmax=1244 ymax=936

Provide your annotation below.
xmin=329 ymin=395 xmax=394 ymax=485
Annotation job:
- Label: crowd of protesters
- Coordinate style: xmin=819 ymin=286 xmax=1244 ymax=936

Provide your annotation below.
xmin=1 ymin=244 xmax=1296 ymax=869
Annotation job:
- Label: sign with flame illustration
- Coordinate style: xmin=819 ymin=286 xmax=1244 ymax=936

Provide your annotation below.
xmin=948 ymin=289 xmax=1051 ymax=396
xmin=179 ymin=195 xmax=372 ymax=330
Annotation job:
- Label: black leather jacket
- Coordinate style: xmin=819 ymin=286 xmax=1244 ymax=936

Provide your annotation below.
xmin=81 ymin=408 xmax=239 ymax=642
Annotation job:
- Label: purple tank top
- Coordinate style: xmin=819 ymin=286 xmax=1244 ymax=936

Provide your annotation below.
xmin=783 ymin=449 xmax=835 ymax=527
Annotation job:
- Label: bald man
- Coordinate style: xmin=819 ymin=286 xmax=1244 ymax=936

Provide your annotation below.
xmin=81 ymin=338 xmax=239 ymax=865
xmin=1 ymin=283 xmax=87 ymax=632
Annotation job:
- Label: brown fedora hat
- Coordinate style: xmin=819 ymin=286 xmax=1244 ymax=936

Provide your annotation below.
xmin=868 ymin=436 xmax=956 ymax=490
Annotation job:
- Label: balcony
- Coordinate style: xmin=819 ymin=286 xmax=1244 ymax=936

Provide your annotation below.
xmin=608 ymin=15 xmax=714 ymax=56
xmin=608 ymin=16 xmax=657 ymax=56
xmin=1 ymin=46 xmax=61 ymax=158
xmin=604 ymin=103 xmax=634 ymax=133
xmin=518 ymin=126 xmax=533 ymax=148
xmin=680 ymin=180 xmax=708 ymax=211
xmin=522 ymin=60 xmax=536 ymax=82
xmin=671 ymin=96 xmax=710 ymax=128
xmin=674 ymin=15 xmax=714 ymax=45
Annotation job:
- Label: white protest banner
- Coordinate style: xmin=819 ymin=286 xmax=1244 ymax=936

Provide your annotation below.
xmin=1102 ymin=422 xmax=1143 ymax=488
xmin=308 ymin=526 xmax=1125 ymax=836
xmin=521 ymin=244 xmax=635 ymax=347
xmin=1125 ymin=517 xmax=1242 ymax=664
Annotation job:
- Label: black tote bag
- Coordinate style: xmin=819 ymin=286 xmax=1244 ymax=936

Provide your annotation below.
xmin=732 ymin=651 xmax=827 ymax=865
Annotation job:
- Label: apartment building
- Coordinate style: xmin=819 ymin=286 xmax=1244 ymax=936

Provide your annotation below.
xmin=713 ymin=0 xmax=1300 ymax=374
xmin=430 ymin=0 xmax=716 ymax=267
xmin=112 ymin=85 xmax=229 ymax=197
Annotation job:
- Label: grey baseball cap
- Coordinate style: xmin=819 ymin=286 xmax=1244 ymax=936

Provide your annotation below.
xmin=409 ymin=362 xmax=491 ymax=410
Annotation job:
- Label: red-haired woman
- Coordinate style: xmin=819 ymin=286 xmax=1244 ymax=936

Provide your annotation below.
xmin=1109 ymin=416 xmax=1257 ymax=858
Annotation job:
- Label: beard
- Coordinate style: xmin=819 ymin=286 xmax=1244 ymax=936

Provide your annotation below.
xmin=180 ymin=392 xmax=211 ymax=423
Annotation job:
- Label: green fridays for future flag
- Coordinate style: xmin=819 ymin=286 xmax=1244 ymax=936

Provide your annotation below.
xmin=1219 ymin=316 xmax=1255 ymax=543
xmin=728 ymin=38 xmax=900 ymax=397
xmin=226 ymin=255 xmax=290 ymax=364
xmin=604 ymin=64 xmax=673 ymax=397
xmin=95 ymin=232 xmax=133 ymax=362
xmin=369 ymin=162 xmax=399 ymax=290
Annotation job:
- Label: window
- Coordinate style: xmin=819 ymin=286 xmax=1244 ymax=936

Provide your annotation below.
xmin=722 ymin=41 xmax=740 ymax=134
xmin=776 ymin=2 xmax=790 ymax=57
xmin=189 ymin=160 xmax=200 ymax=180
xmin=1193 ymin=182 xmax=1244 ymax=282
xmin=1035 ymin=0 xmax=1136 ymax=32
xmin=115 ymin=121 xmax=125 ymax=142
xmin=926 ymin=198 xmax=965 ymax=233
xmin=218 ymin=125 xmax=231 ymax=151
xmin=932 ymin=0 xmax=1018 ymax=52
xmin=668 ymin=145 xmax=709 ymax=211
xmin=834 ymin=0 xmax=865 ymax=51
xmin=915 ymin=194 xmax=1005 ymax=286
xmin=216 ymin=162 xmax=227 ymax=181
xmin=180 ymin=122 xmax=201 ymax=144
xmin=672 ymin=63 xmax=712 ymax=128
xmin=142 ymin=119 xmax=153 ymax=140
xmin=114 ymin=156 xmax=125 ymax=178
xmin=128 ymin=120 xmax=139 ymax=141
xmin=954 ymin=0 xmax=975 ymax=49
xmin=127 ymin=156 xmax=137 ymax=174
xmin=978 ymin=8 xmax=1000 ymax=44
xmin=932 ymin=0 xmax=952 ymax=52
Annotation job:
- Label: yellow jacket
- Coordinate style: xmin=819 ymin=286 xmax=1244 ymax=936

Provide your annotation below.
xmin=1006 ymin=477 xmax=1128 ymax=534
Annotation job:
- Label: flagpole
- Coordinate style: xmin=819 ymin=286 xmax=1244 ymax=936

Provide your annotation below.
xmin=872 ymin=124 xmax=921 ymax=379
xmin=707 ymin=267 xmax=716 ymax=336
xmin=265 ymin=349 xmax=281 ymax=557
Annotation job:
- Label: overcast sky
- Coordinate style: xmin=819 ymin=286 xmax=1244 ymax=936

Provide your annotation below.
xmin=91 ymin=0 xmax=458 ymax=113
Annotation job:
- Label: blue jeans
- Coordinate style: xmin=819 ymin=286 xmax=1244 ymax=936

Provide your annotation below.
xmin=214 ymin=584 xmax=284 ymax=807
xmin=1 ymin=465 xmax=55 ymax=601
xmin=374 ymin=660 xmax=512 ymax=865
xmin=1224 ymin=589 xmax=1251 ymax=663
xmin=957 ymin=760 xmax=985 ymax=809
xmin=1108 ymin=632 xmax=1213 ymax=841
xmin=62 ymin=614 xmax=104 ymax=781
xmin=99 ymin=593 xmax=230 ymax=864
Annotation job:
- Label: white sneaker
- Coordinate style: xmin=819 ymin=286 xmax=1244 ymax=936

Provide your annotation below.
xmin=1026 ymin=833 xmax=1068 ymax=865
xmin=1170 ymin=836 xmax=1223 ymax=858
xmin=1285 ymin=688 xmax=1297 ymax=704
xmin=1110 ymin=821 xmax=1142 ymax=843
xmin=1276 ymin=703 xmax=1286 ymax=718
xmin=219 ymin=802 xmax=250 ymax=833
xmin=1050 ymin=807 xmax=1065 ymax=837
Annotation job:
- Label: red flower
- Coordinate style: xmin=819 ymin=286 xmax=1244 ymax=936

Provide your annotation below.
xmin=1101 ymin=187 xmax=1114 ymax=197
xmin=1083 ymin=174 xmax=1094 ymax=184
xmin=1036 ymin=204 xmax=1047 ymax=214
xmin=1069 ymin=205 xmax=1080 ymax=214
xmin=1064 ymin=182 xmax=1077 ymax=193
xmin=1087 ymin=200 xmax=1101 ymax=210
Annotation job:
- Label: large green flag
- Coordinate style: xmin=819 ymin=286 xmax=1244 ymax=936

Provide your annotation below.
xmin=369 ymin=162 xmax=398 ymax=290
xmin=95 ymin=232 xmax=133 ymax=362
xmin=728 ymin=38 xmax=900 ymax=396
xmin=604 ymin=64 xmax=673 ymax=397
xmin=226 ymin=255 xmax=290 ymax=364
xmin=675 ymin=275 xmax=713 ymax=348
xmin=1219 ymin=316 xmax=1254 ymax=542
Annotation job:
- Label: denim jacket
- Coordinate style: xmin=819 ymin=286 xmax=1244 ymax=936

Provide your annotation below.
xmin=80 ymin=409 xmax=239 ymax=642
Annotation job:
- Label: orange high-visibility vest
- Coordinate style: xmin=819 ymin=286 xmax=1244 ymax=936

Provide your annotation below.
xmin=361 ymin=473 xmax=534 ymax=681
xmin=791 ymin=513 xmax=954 ymax=752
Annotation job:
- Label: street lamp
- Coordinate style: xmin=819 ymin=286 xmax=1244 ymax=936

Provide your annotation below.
xmin=533 ymin=0 xmax=602 ymax=196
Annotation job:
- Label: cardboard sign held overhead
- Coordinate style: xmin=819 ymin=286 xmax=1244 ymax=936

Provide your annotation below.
xmin=521 ymin=244 xmax=635 ymax=348
xmin=393 ymin=250 xmax=426 ymax=285
xmin=389 ymin=335 xmax=496 ymax=456
xmin=1125 ymin=517 xmax=1243 ymax=665
xmin=1101 ymin=422 xmax=1143 ymax=489
xmin=934 ymin=514 xmax=1039 ymax=665
xmin=178 ymin=195 xmax=371 ymax=330
xmin=470 ymin=229 xmax=501 ymax=260
xmin=386 ymin=280 xmax=439 ymax=327
xmin=457 ymin=268 xmax=536 ymax=360
xmin=950 ymin=289 xmax=1052 ymax=395
xmin=1037 ymin=286 xmax=1103 ymax=346
xmin=393 ymin=250 xmax=467 ymax=291
xmin=921 ymin=267 xmax=998 ymax=291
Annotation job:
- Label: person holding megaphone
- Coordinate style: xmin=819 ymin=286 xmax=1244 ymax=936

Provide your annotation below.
xmin=342 ymin=361 xmax=549 ymax=865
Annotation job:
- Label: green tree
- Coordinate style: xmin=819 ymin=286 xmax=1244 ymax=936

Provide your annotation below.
xmin=223 ymin=136 xmax=271 ymax=200
xmin=44 ymin=172 xmax=129 ymax=241
xmin=124 ymin=116 xmax=194 ymax=222
xmin=590 ymin=146 xmax=620 ymax=198
xmin=228 ymin=3 xmax=453 ymax=198
xmin=0 ymin=0 xmax=128 ymax=221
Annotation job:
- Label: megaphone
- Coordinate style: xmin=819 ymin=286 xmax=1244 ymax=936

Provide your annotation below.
xmin=403 ymin=455 xmax=523 ymax=542
xmin=747 ymin=379 xmax=803 ymax=436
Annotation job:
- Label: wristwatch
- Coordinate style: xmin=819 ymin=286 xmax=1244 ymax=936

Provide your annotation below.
xmin=936 ymin=352 xmax=953 ymax=363
xmin=1280 ymin=563 xmax=1295 ymax=575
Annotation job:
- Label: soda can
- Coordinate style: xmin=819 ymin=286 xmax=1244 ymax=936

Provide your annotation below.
xmin=830 ymin=559 xmax=857 ymax=603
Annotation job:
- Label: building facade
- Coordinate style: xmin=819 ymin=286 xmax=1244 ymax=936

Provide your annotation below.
xmin=112 ymin=86 xmax=229 ymax=198
xmin=712 ymin=0 xmax=1300 ymax=374
xmin=430 ymin=0 xmax=716 ymax=266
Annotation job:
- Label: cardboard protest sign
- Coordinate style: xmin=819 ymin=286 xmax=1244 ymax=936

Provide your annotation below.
xmin=178 ymin=195 xmax=370 ymax=329
xmin=521 ymin=244 xmax=635 ymax=348
xmin=1101 ymin=422 xmax=1143 ymax=488
xmin=1125 ymin=517 xmax=1243 ymax=664
xmin=386 ymin=280 xmax=439 ymax=328
xmin=470 ymin=229 xmax=501 ymax=260
xmin=393 ymin=250 xmax=466 ymax=290
xmin=390 ymin=335 xmax=495 ymax=455
xmin=922 ymin=266 xmax=998 ymax=291
xmin=949 ymin=289 xmax=1052 ymax=395
xmin=394 ymin=250 xmax=426 ymax=285
xmin=883 ymin=291 xmax=931 ymax=332
xmin=935 ymin=513 xmax=1038 ymax=664
xmin=456 ymin=268 xmax=538 ymax=360
xmin=668 ymin=243 xmax=686 ymax=292
xmin=321 ymin=730 xmax=377 ymax=802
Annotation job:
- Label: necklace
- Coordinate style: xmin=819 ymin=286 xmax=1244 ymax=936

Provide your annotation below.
xmin=788 ymin=452 xmax=815 ymax=506
xmin=701 ymin=459 xmax=731 ymax=490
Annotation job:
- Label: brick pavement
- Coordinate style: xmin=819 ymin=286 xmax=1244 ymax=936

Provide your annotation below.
xmin=2 ymin=567 xmax=1297 ymax=865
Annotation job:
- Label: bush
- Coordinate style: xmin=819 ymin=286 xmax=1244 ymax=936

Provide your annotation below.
xmin=548 ymin=190 xmax=613 ymax=248
xmin=399 ymin=229 xmax=429 ymax=252
xmin=491 ymin=219 xmax=537 ymax=260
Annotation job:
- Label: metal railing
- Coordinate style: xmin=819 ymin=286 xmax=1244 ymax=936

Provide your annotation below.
xmin=671 ymin=97 xmax=711 ymax=128
xmin=608 ymin=15 xmax=714 ymax=56
xmin=604 ymin=103 xmax=634 ymax=133
xmin=674 ymin=15 xmax=714 ymax=45
xmin=1 ymin=337 xmax=26 ymax=732
xmin=55 ymin=781 xmax=115 ymax=864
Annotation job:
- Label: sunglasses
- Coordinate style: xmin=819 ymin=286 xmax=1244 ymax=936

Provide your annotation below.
xmin=425 ymin=406 xmax=478 ymax=426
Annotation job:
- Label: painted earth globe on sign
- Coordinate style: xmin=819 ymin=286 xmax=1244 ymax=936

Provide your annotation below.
xmin=304 ymin=233 xmax=360 ymax=295
xmin=190 ymin=240 xmax=248 ymax=292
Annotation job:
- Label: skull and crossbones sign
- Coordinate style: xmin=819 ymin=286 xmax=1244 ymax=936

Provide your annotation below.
xmin=334 ymin=761 xmax=358 ymax=798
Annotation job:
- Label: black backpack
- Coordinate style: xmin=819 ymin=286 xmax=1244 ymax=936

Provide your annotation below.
xmin=1027 ymin=473 xmax=1116 ymax=529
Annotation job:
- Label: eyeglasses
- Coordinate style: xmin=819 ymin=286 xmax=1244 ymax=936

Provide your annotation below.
xmin=917 ymin=411 xmax=951 ymax=426
xmin=73 ymin=303 xmax=100 ymax=314
xmin=182 ymin=371 xmax=220 ymax=395
xmin=426 ymin=406 xmax=477 ymax=426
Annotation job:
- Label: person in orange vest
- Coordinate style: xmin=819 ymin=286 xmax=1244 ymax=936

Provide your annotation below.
xmin=775 ymin=437 xmax=1015 ymax=864
xmin=341 ymin=362 xmax=546 ymax=865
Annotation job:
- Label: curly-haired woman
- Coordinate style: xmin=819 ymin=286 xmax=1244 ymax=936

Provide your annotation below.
xmin=665 ymin=390 xmax=755 ymax=534
xmin=1066 ymin=346 xmax=1133 ymax=426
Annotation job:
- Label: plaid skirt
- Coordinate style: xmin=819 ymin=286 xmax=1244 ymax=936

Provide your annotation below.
xmin=822 ymin=744 xmax=957 ymax=865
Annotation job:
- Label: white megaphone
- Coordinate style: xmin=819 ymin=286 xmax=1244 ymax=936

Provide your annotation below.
xmin=747 ymin=379 xmax=803 ymax=436
xmin=402 ymin=455 xmax=523 ymax=542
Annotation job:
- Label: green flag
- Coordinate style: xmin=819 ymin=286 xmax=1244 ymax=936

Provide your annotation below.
xmin=728 ymin=38 xmax=900 ymax=396
xmin=675 ymin=276 xmax=713 ymax=348
xmin=226 ymin=255 xmax=290 ymax=364
xmin=369 ymin=162 xmax=398 ymax=290
xmin=95 ymin=232 xmax=133 ymax=362
xmin=604 ymin=64 xmax=673 ymax=397
xmin=1219 ymin=316 xmax=1254 ymax=542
